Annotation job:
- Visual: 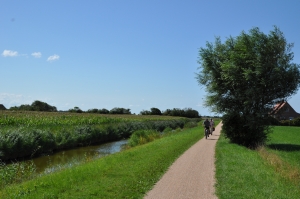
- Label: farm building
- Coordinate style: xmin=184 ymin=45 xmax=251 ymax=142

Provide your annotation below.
xmin=270 ymin=101 xmax=300 ymax=120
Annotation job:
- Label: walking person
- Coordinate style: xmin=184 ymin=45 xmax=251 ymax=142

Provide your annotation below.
xmin=209 ymin=118 xmax=215 ymax=135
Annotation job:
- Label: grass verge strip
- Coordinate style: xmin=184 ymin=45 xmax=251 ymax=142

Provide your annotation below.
xmin=258 ymin=147 xmax=300 ymax=184
xmin=215 ymin=132 xmax=300 ymax=199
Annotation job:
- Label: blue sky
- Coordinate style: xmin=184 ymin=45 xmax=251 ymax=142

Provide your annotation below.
xmin=1 ymin=0 xmax=300 ymax=115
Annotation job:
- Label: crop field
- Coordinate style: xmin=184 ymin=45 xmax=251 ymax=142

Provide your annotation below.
xmin=0 ymin=110 xmax=186 ymax=126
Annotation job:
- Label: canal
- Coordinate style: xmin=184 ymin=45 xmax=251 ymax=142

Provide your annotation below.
xmin=26 ymin=139 xmax=128 ymax=174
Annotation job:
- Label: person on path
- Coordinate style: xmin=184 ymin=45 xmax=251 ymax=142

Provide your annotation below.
xmin=203 ymin=118 xmax=210 ymax=137
xmin=210 ymin=118 xmax=215 ymax=135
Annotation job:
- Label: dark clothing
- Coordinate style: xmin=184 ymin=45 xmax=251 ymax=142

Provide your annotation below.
xmin=203 ymin=120 xmax=210 ymax=129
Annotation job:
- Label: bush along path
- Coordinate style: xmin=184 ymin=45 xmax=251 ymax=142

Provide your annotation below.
xmin=144 ymin=122 xmax=222 ymax=199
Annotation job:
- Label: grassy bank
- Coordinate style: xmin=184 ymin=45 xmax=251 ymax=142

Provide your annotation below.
xmin=215 ymin=126 xmax=300 ymax=199
xmin=0 ymin=125 xmax=204 ymax=198
xmin=1 ymin=111 xmax=199 ymax=160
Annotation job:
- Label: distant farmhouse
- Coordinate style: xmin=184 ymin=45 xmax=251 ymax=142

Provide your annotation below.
xmin=270 ymin=101 xmax=300 ymax=120
xmin=0 ymin=104 xmax=7 ymax=110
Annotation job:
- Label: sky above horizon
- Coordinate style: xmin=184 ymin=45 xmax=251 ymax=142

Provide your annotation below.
xmin=1 ymin=0 xmax=300 ymax=116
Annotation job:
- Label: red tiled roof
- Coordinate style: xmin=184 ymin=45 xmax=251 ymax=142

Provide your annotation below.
xmin=271 ymin=101 xmax=286 ymax=115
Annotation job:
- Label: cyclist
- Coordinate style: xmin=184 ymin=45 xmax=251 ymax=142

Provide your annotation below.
xmin=203 ymin=118 xmax=210 ymax=137
xmin=209 ymin=118 xmax=215 ymax=135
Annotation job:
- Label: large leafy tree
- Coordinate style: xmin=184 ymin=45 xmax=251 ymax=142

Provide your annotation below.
xmin=31 ymin=100 xmax=57 ymax=112
xmin=109 ymin=107 xmax=131 ymax=114
xmin=196 ymin=26 xmax=300 ymax=148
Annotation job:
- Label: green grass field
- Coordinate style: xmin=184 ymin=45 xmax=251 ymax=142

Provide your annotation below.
xmin=267 ymin=126 xmax=300 ymax=169
xmin=215 ymin=125 xmax=300 ymax=199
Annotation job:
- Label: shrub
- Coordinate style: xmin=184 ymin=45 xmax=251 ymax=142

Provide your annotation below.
xmin=0 ymin=129 xmax=56 ymax=160
xmin=222 ymin=113 xmax=270 ymax=149
xmin=0 ymin=160 xmax=36 ymax=188
xmin=280 ymin=117 xmax=300 ymax=126
xmin=163 ymin=127 xmax=173 ymax=133
xmin=127 ymin=130 xmax=160 ymax=147
xmin=184 ymin=121 xmax=198 ymax=128
xmin=266 ymin=116 xmax=280 ymax=126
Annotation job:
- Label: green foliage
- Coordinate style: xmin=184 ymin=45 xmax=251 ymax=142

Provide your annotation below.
xmin=183 ymin=120 xmax=199 ymax=128
xmin=68 ymin=106 xmax=83 ymax=113
xmin=109 ymin=107 xmax=131 ymax=114
xmin=0 ymin=160 xmax=36 ymax=188
xmin=0 ymin=127 xmax=202 ymax=198
xmin=150 ymin=107 xmax=162 ymax=115
xmin=0 ymin=112 xmax=124 ymax=127
xmin=0 ymin=112 xmax=192 ymax=160
xmin=266 ymin=116 xmax=281 ymax=126
xmin=141 ymin=108 xmax=200 ymax=118
xmin=139 ymin=110 xmax=151 ymax=115
xmin=86 ymin=108 xmax=109 ymax=114
xmin=139 ymin=107 xmax=163 ymax=116
xmin=222 ymin=113 xmax=270 ymax=149
xmin=127 ymin=119 xmax=199 ymax=147
xmin=162 ymin=108 xmax=200 ymax=118
xmin=9 ymin=100 xmax=57 ymax=112
xmin=31 ymin=100 xmax=57 ymax=112
xmin=140 ymin=107 xmax=162 ymax=115
xmin=163 ymin=127 xmax=173 ymax=133
xmin=197 ymin=26 xmax=300 ymax=148
xmin=280 ymin=117 xmax=300 ymax=126
xmin=128 ymin=129 xmax=161 ymax=147
xmin=0 ymin=129 xmax=56 ymax=160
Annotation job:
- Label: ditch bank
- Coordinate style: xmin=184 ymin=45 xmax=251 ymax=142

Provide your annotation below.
xmin=0 ymin=118 xmax=200 ymax=161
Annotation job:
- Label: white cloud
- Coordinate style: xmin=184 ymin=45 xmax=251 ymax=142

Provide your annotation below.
xmin=0 ymin=93 xmax=33 ymax=108
xmin=31 ymin=52 xmax=42 ymax=58
xmin=47 ymin=54 xmax=60 ymax=62
xmin=2 ymin=50 xmax=18 ymax=57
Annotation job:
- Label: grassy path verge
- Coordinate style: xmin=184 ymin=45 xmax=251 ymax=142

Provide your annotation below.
xmin=0 ymin=127 xmax=203 ymax=198
xmin=215 ymin=127 xmax=300 ymax=199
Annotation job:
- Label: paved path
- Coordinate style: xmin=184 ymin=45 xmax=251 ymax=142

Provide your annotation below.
xmin=144 ymin=122 xmax=222 ymax=199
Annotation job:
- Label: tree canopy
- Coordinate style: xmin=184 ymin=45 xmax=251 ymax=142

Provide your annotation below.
xmin=196 ymin=26 xmax=300 ymax=148
xmin=109 ymin=107 xmax=131 ymax=114
xmin=9 ymin=100 xmax=57 ymax=112
xmin=140 ymin=107 xmax=200 ymax=118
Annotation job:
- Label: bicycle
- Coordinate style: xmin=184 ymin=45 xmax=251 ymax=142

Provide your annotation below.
xmin=205 ymin=127 xmax=210 ymax=139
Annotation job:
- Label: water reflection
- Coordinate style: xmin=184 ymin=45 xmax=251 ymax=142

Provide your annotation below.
xmin=29 ymin=139 xmax=128 ymax=173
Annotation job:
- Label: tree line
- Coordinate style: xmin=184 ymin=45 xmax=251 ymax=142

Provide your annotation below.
xmin=7 ymin=100 xmax=201 ymax=118
xmin=140 ymin=107 xmax=200 ymax=118
xmin=9 ymin=100 xmax=57 ymax=112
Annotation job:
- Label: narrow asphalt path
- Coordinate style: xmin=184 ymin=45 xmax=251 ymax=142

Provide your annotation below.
xmin=144 ymin=122 xmax=222 ymax=199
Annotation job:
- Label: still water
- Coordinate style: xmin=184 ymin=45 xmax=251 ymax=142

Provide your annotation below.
xmin=28 ymin=139 xmax=128 ymax=174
